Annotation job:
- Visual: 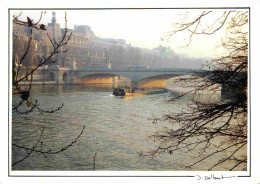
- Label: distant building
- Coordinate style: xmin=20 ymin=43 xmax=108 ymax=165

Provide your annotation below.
xmin=94 ymin=37 xmax=126 ymax=45
xmin=74 ymin=25 xmax=95 ymax=39
xmin=47 ymin=12 xmax=62 ymax=39
xmin=13 ymin=11 xmax=108 ymax=69
xmin=13 ymin=12 xmax=180 ymax=71
xmin=154 ymin=44 xmax=175 ymax=58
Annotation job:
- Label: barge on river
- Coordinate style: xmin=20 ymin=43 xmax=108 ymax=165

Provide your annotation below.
xmin=113 ymin=87 xmax=167 ymax=96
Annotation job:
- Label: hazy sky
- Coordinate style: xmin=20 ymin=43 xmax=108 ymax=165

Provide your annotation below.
xmin=11 ymin=9 xmax=244 ymax=59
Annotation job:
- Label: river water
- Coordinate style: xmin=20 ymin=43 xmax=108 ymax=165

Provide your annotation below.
xmin=11 ymin=84 xmax=242 ymax=171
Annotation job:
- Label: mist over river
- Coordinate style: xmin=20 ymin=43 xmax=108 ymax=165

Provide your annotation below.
xmin=12 ymin=84 xmax=239 ymax=171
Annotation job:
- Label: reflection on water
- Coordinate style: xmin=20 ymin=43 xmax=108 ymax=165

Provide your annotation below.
xmin=28 ymin=83 xmax=128 ymax=94
xmin=12 ymin=84 xmax=240 ymax=171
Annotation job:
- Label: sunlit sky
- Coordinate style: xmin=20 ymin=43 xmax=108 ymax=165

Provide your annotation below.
xmin=12 ymin=9 xmax=246 ymax=59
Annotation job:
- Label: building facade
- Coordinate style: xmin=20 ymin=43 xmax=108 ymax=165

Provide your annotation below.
xmin=13 ymin=11 xmax=182 ymax=84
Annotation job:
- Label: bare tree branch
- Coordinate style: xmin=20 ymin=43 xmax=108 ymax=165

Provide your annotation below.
xmin=12 ymin=127 xmax=44 ymax=166
xmin=12 ymin=12 xmax=86 ymax=167
xmin=143 ymin=10 xmax=248 ymax=171
xmin=12 ymin=125 xmax=85 ymax=159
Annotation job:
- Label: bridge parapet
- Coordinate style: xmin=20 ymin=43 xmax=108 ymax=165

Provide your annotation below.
xmin=74 ymin=68 xmax=202 ymax=83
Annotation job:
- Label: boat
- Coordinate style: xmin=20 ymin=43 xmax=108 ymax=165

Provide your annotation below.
xmin=113 ymin=87 xmax=167 ymax=96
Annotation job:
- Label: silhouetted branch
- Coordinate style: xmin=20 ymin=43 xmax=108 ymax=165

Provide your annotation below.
xmin=230 ymin=158 xmax=247 ymax=171
xmin=13 ymin=11 xmax=43 ymax=30
xmin=12 ymin=125 xmax=85 ymax=161
xmin=12 ymin=100 xmax=24 ymax=111
xmin=13 ymin=12 xmax=72 ymax=115
xmin=143 ymin=10 xmax=248 ymax=171
xmin=12 ymin=12 xmax=85 ymax=168
xmin=208 ymin=142 xmax=247 ymax=171
xmin=12 ymin=127 xmax=44 ymax=166
xmin=93 ymin=152 xmax=97 ymax=171
xmin=35 ymin=103 xmax=64 ymax=113
xmin=14 ymin=100 xmax=39 ymax=114
xmin=15 ymin=24 xmax=71 ymax=84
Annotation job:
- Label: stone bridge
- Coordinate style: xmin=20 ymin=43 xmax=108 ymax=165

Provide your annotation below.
xmin=44 ymin=67 xmax=204 ymax=85
xmin=74 ymin=68 xmax=204 ymax=86
xmin=40 ymin=67 xmax=246 ymax=99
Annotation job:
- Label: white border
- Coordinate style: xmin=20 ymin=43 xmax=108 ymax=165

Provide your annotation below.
xmin=1 ymin=0 xmax=260 ymax=183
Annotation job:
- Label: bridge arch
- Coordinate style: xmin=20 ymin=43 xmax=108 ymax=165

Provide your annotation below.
xmin=81 ymin=73 xmax=118 ymax=79
xmin=137 ymin=74 xmax=223 ymax=99
xmin=63 ymin=72 xmax=68 ymax=83
xmin=137 ymin=74 xmax=178 ymax=88
xmin=48 ymin=72 xmax=55 ymax=81
xmin=75 ymin=73 xmax=131 ymax=85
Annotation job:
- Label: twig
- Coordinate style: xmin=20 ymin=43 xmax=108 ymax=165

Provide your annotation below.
xmin=93 ymin=152 xmax=97 ymax=171
xmin=12 ymin=127 xmax=44 ymax=166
